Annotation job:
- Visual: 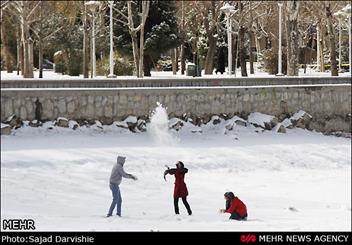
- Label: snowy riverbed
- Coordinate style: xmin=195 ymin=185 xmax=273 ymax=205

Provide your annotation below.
xmin=1 ymin=122 xmax=350 ymax=231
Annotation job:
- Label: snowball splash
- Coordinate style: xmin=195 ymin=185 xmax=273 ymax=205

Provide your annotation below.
xmin=148 ymin=102 xmax=177 ymax=146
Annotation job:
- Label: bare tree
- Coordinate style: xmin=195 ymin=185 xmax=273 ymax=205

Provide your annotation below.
xmin=114 ymin=1 xmax=150 ymax=78
xmin=248 ymin=2 xmax=275 ymax=74
xmin=5 ymin=1 xmax=42 ymax=78
xmin=179 ymin=1 xmax=203 ymax=72
xmin=300 ymin=1 xmax=348 ymax=75
xmin=200 ymin=1 xmax=224 ymax=75
xmin=30 ymin=2 xmax=67 ymax=78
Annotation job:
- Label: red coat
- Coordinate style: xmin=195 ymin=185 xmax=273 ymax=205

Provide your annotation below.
xmin=225 ymin=197 xmax=247 ymax=217
xmin=168 ymin=168 xmax=189 ymax=198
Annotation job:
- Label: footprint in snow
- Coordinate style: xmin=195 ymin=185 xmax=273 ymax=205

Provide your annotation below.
xmin=288 ymin=207 xmax=298 ymax=212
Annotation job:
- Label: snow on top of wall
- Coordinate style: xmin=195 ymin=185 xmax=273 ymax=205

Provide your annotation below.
xmin=2 ymin=83 xmax=350 ymax=92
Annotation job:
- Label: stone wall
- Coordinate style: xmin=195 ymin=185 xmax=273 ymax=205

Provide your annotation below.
xmin=1 ymin=77 xmax=350 ymax=88
xmin=1 ymin=84 xmax=351 ymax=132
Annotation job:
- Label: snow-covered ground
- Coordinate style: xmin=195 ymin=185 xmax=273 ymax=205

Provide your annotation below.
xmin=1 ymin=118 xmax=351 ymax=231
xmin=1 ymin=66 xmax=351 ymax=80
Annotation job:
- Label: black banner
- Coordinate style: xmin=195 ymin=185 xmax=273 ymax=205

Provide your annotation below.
xmin=1 ymin=232 xmax=351 ymax=245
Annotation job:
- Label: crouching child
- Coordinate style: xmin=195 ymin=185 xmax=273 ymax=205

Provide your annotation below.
xmin=220 ymin=192 xmax=248 ymax=220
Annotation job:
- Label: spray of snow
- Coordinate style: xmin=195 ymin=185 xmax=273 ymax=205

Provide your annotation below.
xmin=148 ymin=102 xmax=177 ymax=146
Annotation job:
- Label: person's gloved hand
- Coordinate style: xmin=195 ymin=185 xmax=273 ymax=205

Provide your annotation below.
xmin=219 ymin=209 xmax=226 ymax=213
xmin=131 ymin=175 xmax=138 ymax=181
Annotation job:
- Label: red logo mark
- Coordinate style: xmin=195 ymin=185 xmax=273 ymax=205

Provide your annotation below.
xmin=241 ymin=234 xmax=256 ymax=243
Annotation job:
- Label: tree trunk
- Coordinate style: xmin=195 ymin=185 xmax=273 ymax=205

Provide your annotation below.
xmin=38 ymin=37 xmax=43 ymax=78
xmin=318 ymin=23 xmax=325 ymax=72
xmin=21 ymin=13 xmax=34 ymax=78
xmin=22 ymin=37 xmax=31 ymax=78
xmin=325 ymin=4 xmax=338 ymax=76
xmin=204 ymin=36 xmax=217 ymax=74
xmin=180 ymin=44 xmax=185 ymax=74
xmin=239 ymin=26 xmax=248 ymax=77
xmin=255 ymin=33 xmax=261 ymax=67
xmin=83 ymin=4 xmax=89 ymax=78
xmin=320 ymin=37 xmax=324 ymax=72
xmin=139 ymin=24 xmax=145 ymax=78
xmin=249 ymin=30 xmax=255 ymax=74
xmin=180 ymin=1 xmax=185 ymax=75
xmin=29 ymin=39 xmax=34 ymax=74
xmin=286 ymin=1 xmax=300 ymax=76
xmin=233 ymin=35 xmax=237 ymax=72
xmin=17 ymin=32 xmax=21 ymax=75
xmin=143 ymin=55 xmax=152 ymax=77
xmin=0 ymin=16 xmax=15 ymax=73
xmin=176 ymin=48 xmax=179 ymax=72
xmin=20 ymin=41 xmax=24 ymax=75
xmin=249 ymin=2 xmax=254 ymax=74
xmin=131 ymin=33 xmax=140 ymax=76
xmin=38 ymin=2 xmax=43 ymax=78
xmin=171 ymin=48 xmax=177 ymax=75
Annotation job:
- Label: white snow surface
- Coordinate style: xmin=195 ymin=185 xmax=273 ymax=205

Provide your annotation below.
xmin=1 ymin=122 xmax=350 ymax=231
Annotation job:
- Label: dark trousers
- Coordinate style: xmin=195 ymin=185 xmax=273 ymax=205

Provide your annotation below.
xmin=174 ymin=197 xmax=192 ymax=215
xmin=230 ymin=212 xmax=247 ymax=220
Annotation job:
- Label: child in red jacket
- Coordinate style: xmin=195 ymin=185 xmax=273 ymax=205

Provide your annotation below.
xmin=220 ymin=192 xmax=248 ymax=220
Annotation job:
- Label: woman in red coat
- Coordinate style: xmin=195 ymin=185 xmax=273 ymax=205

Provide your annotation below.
xmin=164 ymin=161 xmax=192 ymax=215
xmin=220 ymin=192 xmax=248 ymax=220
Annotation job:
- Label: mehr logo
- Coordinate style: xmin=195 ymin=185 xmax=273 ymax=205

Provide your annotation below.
xmin=241 ymin=234 xmax=257 ymax=243
xmin=2 ymin=219 xmax=35 ymax=230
